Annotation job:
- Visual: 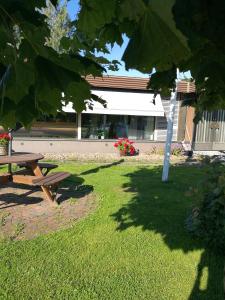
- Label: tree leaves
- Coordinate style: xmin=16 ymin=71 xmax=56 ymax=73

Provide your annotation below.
xmin=119 ymin=0 xmax=146 ymax=22
xmin=0 ymin=1 xmax=106 ymax=127
xmin=122 ymin=3 xmax=190 ymax=72
xmin=78 ymin=0 xmax=117 ymax=39
xmin=4 ymin=59 xmax=35 ymax=103
xmin=149 ymin=69 xmax=176 ymax=97
xmin=77 ymin=0 xmax=225 ymax=113
xmin=2 ymin=0 xmax=225 ymax=128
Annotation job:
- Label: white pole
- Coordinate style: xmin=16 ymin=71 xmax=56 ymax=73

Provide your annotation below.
xmin=162 ymin=69 xmax=179 ymax=182
xmin=77 ymin=113 xmax=82 ymax=140
xmin=8 ymin=128 xmax=12 ymax=173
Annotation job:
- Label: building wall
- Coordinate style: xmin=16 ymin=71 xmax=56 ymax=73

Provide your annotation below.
xmin=12 ymin=138 xmax=176 ymax=154
xmin=11 ymin=97 xmax=180 ymax=153
xmin=155 ymin=98 xmax=180 ymax=141
xmin=7 ymin=92 xmax=182 ymax=153
xmin=194 ymin=110 xmax=225 ymax=150
xmin=177 ymin=106 xmax=195 ymax=143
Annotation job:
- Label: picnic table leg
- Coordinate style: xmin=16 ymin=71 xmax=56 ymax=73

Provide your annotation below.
xmin=29 ymin=162 xmax=55 ymax=203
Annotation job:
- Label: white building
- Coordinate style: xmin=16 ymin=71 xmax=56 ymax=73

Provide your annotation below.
xmin=12 ymin=75 xmax=184 ymax=154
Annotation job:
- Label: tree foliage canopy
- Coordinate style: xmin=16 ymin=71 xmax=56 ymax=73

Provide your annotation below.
xmin=0 ymin=0 xmax=107 ymax=128
xmin=77 ymin=0 xmax=225 ymax=112
xmin=1 ymin=0 xmax=224 ymax=127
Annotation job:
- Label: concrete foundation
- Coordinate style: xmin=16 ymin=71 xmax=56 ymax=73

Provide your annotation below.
xmin=12 ymin=138 xmax=175 ymax=154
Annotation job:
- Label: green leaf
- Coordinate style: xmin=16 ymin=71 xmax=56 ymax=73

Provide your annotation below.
xmin=149 ymin=69 xmax=176 ymax=96
xmin=122 ymin=4 xmax=190 ymax=72
xmin=119 ymin=0 xmax=146 ymax=22
xmin=4 ymin=58 xmax=35 ymax=103
xmin=66 ymin=79 xmax=91 ymax=113
xmin=78 ymin=0 xmax=116 ymax=38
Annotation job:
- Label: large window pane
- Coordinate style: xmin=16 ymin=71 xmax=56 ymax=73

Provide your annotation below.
xmin=82 ymin=113 xmax=155 ymax=140
xmin=127 ymin=116 xmax=155 ymax=140
xmin=107 ymin=115 xmax=128 ymax=139
xmin=81 ymin=114 xmax=104 ymax=139
xmin=13 ymin=113 xmax=77 ymax=138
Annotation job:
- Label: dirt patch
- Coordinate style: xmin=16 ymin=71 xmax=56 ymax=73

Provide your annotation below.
xmin=0 ymin=182 xmax=96 ymax=240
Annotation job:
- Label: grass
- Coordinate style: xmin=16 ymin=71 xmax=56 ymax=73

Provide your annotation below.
xmin=0 ymin=162 xmax=224 ymax=299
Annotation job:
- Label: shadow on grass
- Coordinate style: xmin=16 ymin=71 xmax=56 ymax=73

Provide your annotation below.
xmin=80 ymin=159 xmax=124 ymax=175
xmin=111 ymin=165 xmax=224 ymax=300
xmin=57 ymin=174 xmax=93 ymax=203
xmin=0 ymin=174 xmax=93 ymax=207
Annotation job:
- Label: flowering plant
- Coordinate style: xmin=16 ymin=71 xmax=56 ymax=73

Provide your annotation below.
xmin=0 ymin=133 xmax=11 ymax=146
xmin=114 ymin=138 xmax=136 ymax=156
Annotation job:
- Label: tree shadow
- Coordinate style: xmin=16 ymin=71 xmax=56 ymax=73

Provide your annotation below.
xmin=189 ymin=251 xmax=224 ymax=300
xmin=0 ymin=174 xmax=94 ymax=207
xmin=0 ymin=192 xmax=42 ymax=209
xmin=49 ymin=174 xmax=94 ymax=204
xmin=80 ymin=159 xmax=125 ymax=175
xmin=111 ymin=165 xmax=224 ymax=299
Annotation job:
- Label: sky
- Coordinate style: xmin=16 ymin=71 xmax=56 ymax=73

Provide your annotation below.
xmin=66 ymin=0 xmax=149 ymax=78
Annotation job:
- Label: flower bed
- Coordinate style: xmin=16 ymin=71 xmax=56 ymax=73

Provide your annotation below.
xmin=0 ymin=133 xmax=11 ymax=146
xmin=114 ymin=138 xmax=138 ymax=156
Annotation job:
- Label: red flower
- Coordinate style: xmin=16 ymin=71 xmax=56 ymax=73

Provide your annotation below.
xmin=0 ymin=133 xmax=11 ymax=141
xmin=114 ymin=137 xmax=137 ymax=155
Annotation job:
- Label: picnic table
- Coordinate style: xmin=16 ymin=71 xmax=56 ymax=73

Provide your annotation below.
xmin=0 ymin=152 xmax=70 ymax=204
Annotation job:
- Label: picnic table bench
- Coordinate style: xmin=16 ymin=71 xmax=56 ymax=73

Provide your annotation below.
xmin=0 ymin=153 xmax=70 ymax=204
xmin=17 ymin=162 xmax=58 ymax=175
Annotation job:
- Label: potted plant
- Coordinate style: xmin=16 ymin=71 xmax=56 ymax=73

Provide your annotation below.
xmin=97 ymin=129 xmax=105 ymax=139
xmin=0 ymin=133 xmax=11 ymax=155
xmin=114 ymin=138 xmax=137 ymax=156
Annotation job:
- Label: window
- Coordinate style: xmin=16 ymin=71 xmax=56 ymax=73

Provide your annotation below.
xmin=81 ymin=114 xmax=155 ymax=140
xmin=13 ymin=113 xmax=77 ymax=138
xmin=81 ymin=114 xmax=104 ymax=139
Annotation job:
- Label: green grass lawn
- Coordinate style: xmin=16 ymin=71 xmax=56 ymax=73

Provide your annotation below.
xmin=0 ymin=162 xmax=224 ymax=299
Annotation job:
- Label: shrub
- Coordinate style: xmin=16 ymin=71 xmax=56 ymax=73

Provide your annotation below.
xmin=149 ymin=144 xmax=183 ymax=156
xmin=186 ymin=163 xmax=225 ymax=254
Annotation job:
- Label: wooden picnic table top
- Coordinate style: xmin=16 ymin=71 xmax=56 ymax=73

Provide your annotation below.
xmin=0 ymin=152 xmax=44 ymax=165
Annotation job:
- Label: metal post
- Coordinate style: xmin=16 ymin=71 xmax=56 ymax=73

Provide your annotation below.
xmin=162 ymin=69 xmax=179 ymax=182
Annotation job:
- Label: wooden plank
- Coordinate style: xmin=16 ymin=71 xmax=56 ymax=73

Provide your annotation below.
xmin=12 ymin=175 xmax=41 ymax=185
xmin=0 ymin=173 xmax=11 ymax=184
xmin=184 ymin=107 xmax=195 ymax=143
xmin=18 ymin=162 xmax=58 ymax=169
xmin=37 ymin=163 xmax=58 ymax=169
xmin=18 ymin=162 xmax=58 ymax=175
xmin=43 ymin=172 xmax=70 ymax=186
xmin=32 ymin=172 xmax=66 ymax=185
xmin=0 ymin=153 xmax=44 ymax=165
xmin=29 ymin=162 xmax=55 ymax=203
xmin=12 ymin=169 xmax=33 ymax=176
xmin=32 ymin=172 xmax=70 ymax=186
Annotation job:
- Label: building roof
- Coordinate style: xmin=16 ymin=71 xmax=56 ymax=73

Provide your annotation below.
xmin=86 ymin=75 xmax=196 ymax=94
xmin=177 ymin=80 xmax=196 ymax=93
xmin=86 ymin=75 xmax=150 ymax=91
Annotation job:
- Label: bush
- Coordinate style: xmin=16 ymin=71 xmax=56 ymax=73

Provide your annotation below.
xmin=114 ymin=138 xmax=138 ymax=156
xmin=149 ymin=144 xmax=183 ymax=156
xmin=186 ymin=163 xmax=225 ymax=254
